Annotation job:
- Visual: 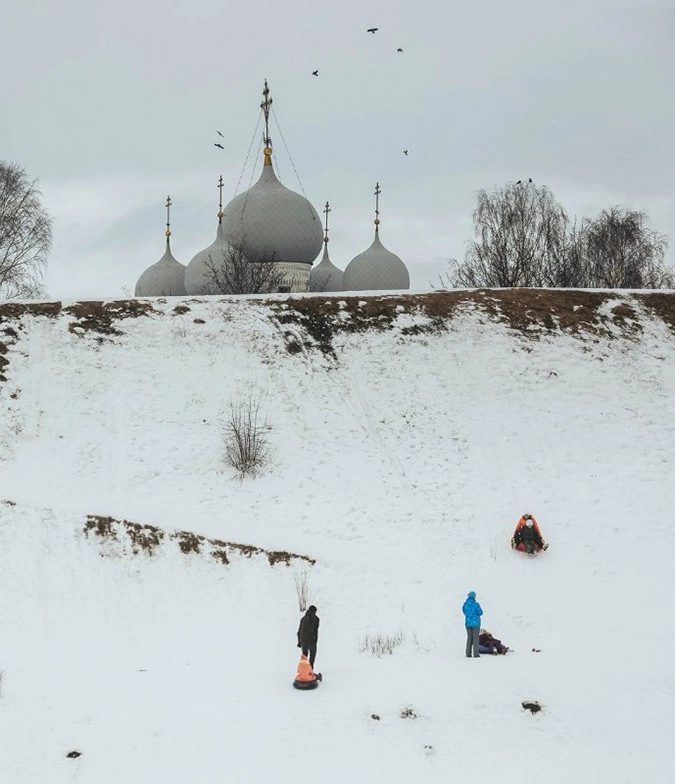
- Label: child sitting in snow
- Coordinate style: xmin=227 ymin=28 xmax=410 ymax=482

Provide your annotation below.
xmin=478 ymin=629 xmax=509 ymax=655
xmin=295 ymin=653 xmax=317 ymax=683
xmin=293 ymin=653 xmax=322 ymax=689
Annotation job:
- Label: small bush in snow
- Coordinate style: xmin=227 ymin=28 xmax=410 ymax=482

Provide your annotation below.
xmin=294 ymin=568 xmax=313 ymax=612
xmin=400 ymin=706 xmax=418 ymax=719
xmin=360 ymin=631 xmax=405 ymax=657
xmin=223 ymin=393 xmax=271 ymax=477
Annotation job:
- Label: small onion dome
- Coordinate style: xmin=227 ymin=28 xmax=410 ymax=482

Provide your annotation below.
xmin=222 ymin=153 xmax=323 ymax=265
xmin=309 ymin=245 xmax=344 ymax=292
xmin=135 ymin=240 xmax=186 ymax=296
xmin=184 ymin=222 xmax=239 ymax=295
xmin=342 ymin=230 xmax=410 ymax=291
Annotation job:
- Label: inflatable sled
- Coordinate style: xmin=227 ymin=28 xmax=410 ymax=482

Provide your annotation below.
xmin=511 ymin=514 xmax=548 ymax=556
xmin=293 ymin=673 xmax=322 ymax=690
xmin=514 ymin=542 xmax=548 ymax=556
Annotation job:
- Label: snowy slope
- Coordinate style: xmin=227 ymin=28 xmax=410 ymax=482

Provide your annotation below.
xmin=0 ymin=290 xmax=673 ymax=783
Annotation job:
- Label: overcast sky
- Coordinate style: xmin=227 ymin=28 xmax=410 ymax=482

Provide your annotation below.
xmin=3 ymin=0 xmax=674 ymax=299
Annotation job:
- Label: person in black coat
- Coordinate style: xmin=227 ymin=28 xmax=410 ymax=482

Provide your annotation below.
xmin=297 ymin=605 xmax=320 ymax=667
xmin=512 ymin=515 xmax=548 ymax=554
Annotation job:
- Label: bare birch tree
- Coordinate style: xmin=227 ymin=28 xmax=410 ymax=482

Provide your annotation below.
xmin=450 ymin=181 xmax=569 ymax=288
xmin=573 ymin=207 xmax=672 ymax=288
xmin=0 ymin=162 xmax=52 ymax=299
xmin=444 ymin=182 xmax=673 ymax=289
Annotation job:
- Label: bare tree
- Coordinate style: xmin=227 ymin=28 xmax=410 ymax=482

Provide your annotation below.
xmin=293 ymin=568 xmax=313 ymax=612
xmin=223 ymin=393 xmax=271 ymax=477
xmin=449 ymin=181 xmax=569 ymax=288
xmin=0 ymin=162 xmax=52 ymax=299
xmin=574 ymin=207 xmax=673 ymax=288
xmin=443 ymin=182 xmax=674 ymax=290
xmin=204 ymin=246 xmax=287 ymax=295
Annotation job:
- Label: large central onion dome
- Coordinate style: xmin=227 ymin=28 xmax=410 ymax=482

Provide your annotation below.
xmin=221 ymin=147 xmax=323 ymax=265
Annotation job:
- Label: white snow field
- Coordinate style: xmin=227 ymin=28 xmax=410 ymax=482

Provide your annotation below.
xmin=0 ymin=290 xmax=673 ymax=784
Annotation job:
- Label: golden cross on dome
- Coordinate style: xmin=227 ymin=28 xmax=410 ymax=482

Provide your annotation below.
xmin=260 ymin=79 xmax=273 ymax=148
xmin=165 ymin=195 xmax=172 ymax=238
xmin=217 ymin=175 xmax=224 ymax=219
xmin=323 ymin=201 xmax=331 ymax=243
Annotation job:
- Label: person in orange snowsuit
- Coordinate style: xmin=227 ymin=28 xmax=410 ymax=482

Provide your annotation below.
xmin=511 ymin=514 xmax=548 ymax=554
xmin=295 ymin=653 xmax=318 ymax=683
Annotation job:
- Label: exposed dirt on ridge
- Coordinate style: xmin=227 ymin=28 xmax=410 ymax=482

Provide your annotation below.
xmin=0 ymin=291 xmax=672 ymax=379
xmin=269 ymin=289 xmax=657 ymax=356
xmin=84 ymin=514 xmax=315 ymax=567
xmin=64 ymin=300 xmax=157 ymax=337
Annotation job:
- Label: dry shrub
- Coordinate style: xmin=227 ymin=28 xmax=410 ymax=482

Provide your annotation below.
xmin=224 ymin=393 xmax=271 ymax=477
xmin=360 ymin=631 xmax=405 ymax=657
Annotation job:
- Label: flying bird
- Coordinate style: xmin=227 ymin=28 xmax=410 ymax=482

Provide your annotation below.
xmin=367 ymin=27 xmax=378 ymax=33
xmin=397 ymin=48 xmax=403 ymax=52
xmin=214 ymin=143 xmax=224 ymax=149
xmin=312 ymin=70 xmax=319 ymax=76
xmin=403 ymin=150 xmax=408 ymax=156
xmin=216 ymin=130 xmax=224 ymax=138
xmin=516 ymin=180 xmax=522 ymax=184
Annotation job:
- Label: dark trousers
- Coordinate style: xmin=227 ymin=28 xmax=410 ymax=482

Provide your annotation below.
xmin=466 ymin=627 xmax=480 ymax=657
xmin=302 ymin=643 xmax=317 ymax=667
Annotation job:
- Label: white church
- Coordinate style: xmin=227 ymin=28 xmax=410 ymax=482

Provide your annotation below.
xmin=134 ymin=81 xmax=410 ymax=297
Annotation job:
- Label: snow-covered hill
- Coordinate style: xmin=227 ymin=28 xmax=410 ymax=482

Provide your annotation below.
xmin=0 ymin=290 xmax=673 ymax=783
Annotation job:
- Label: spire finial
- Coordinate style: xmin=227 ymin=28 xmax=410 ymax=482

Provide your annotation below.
xmin=165 ymin=195 xmax=172 ymax=240
xmin=323 ymin=201 xmax=331 ymax=244
xmin=261 ymin=79 xmax=273 ymax=165
xmin=217 ymin=175 xmax=224 ymax=221
xmin=374 ymin=182 xmax=381 ymax=231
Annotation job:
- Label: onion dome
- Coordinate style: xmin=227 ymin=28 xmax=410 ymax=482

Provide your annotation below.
xmin=184 ymin=176 xmax=240 ymax=295
xmin=309 ymin=201 xmax=343 ymax=292
xmin=135 ymin=196 xmax=186 ymax=296
xmin=184 ymin=222 xmax=237 ymax=295
xmin=342 ymin=183 xmax=410 ymax=291
xmin=221 ymin=81 xmax=323 ymax=266
xmin=310 ymin=244 xmax=344 ymax=292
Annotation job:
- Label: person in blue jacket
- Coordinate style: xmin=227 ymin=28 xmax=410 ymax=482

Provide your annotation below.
xmin=462 ymin=591 xmax=483 ymax=658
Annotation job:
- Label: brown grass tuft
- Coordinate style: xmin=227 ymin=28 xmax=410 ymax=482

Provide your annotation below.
xmin=173 ymin=530 xmax=205 ymax=554
xmin=65 ymin=300 xmax=156 ymax=337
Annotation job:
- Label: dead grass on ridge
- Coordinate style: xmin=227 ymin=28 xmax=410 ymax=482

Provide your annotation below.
xmin=84 ymin=514 xmax=315 ymax=568
xmin=269 ymin=289 xmax=659 ymax=355
xmin=0 ymin=290 xmax=672 ymax=379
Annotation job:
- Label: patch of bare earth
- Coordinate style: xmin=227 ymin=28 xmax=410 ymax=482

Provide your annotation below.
xmin=0 ymin=291 xmax=671 ymax=378
xmin=84 ymin=514 xmax=315 ymax=567
xmin=267 ymin=289 xmax=662 ymax=357
xmin=65 ymin=300 xmax=157 ymax=337
xmin=637 ymin=292 xmax=675 ymax=334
